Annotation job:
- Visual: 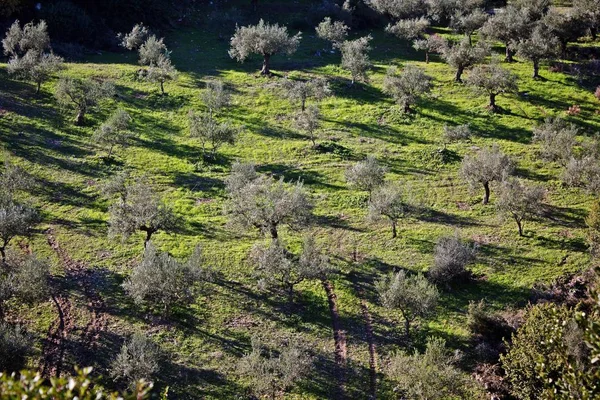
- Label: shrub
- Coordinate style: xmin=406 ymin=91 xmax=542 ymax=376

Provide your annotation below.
xmin=110 ymin=333 xmax=161 ymax=388
xmin=382 ymin=65 xmax=432 ymax=113
xmin=496 ymin=178 xmax=546 ymax=236
xmin=532 ymin=117 xmax=578 ymax=165
xmin=0 ymin=322 xmax=30 ymax=373
xmin=429 ymin=235 xmax=476 ymax=285
xmin=340 ymin=35 xmax=372 ymax=84
xmin=345 ymin=156 xmax=386 ymax=199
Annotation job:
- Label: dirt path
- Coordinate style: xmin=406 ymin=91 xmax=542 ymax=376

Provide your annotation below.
xmin=322 ymin=280 xmax=347 ymax=400
xmin=40 ymin=228 xmax=108 ymax=376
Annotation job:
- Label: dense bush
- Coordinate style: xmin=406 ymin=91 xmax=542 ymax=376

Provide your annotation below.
xmin=429 ymin=235 xmax=476 ymax=285
xmin=0 ymin=322 xmax=30 ymax=373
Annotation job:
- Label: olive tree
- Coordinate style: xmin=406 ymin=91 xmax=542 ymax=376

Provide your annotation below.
xmin=465 ymin=62 xmax=518 ymax=111
xmin=429 ymin=235 xmax=476 ymax=285
xmin=0 ymin=198 xmax=37 ymax=262
xmin=386 ymin=16 xmax=430 ymax=41
xmin=442 ymin=124 xmax=472 ymax=145
xmin=123 ymin=242 xmax=207 ymax=315
xmin=294 ymin=105 xmax=321 ymax=147
xmin=224 ymin=163 xmax=313 ymax=239
xmin=345 ymin=156 xmax=386 ymax=199
xmin=189 ymin=111 xmax=239 ymax=162
xmin=0 ymin=322 xmax=30 ymax=373
xmin=108 ymin=179 xmax=177 ymax=246
xmin=480 ymin=5 xmax=531 ymax=62
xmin=316 ymin=17 xmax=349 ymax=49
xmin=280 ymin=77 xmax=330 ymax=112
xmin=201 ymin=79 xmax=231 ymax=116
xmin=118 ymin=23 xmax=150 ymax=51
xmin=229 ymin=19 xmax=302 ymax=75
xmin=441 ymin=36 xmax=489 ymax=82
xmin=412 ymin=33 xmax=447 ymax=63
xmin=110 ymin=333 xmax=160 ymax=387
xmin=239 ymin=335 xmax=312 ymax=400
xmin=138 ymin=35 xmax=167 ymax=66
xmin=562 ymin=156 xmax=600 ymax=194
xmin=575 ymin=0 xmax=600 ymax=38
xmin=382 ymin=65 xmax=432 ymax=113
xmin=144 ymin=54 xmax=177 ymax=95
xmin=368 ymin=183 xmax=405 ymax=238
xmin=55 ymin=77 xmax=115 ymax=126
xmin=340 ymin=35 xmax=372 ymax=84
xmin=460 ymin=145 xmax=514 ymax=204
xmin=451 ymin=9 xmax=489 ymax=44
xmin=496 ymin=178 xmax=545 ymax=236
xmin=514 ymin=0 xmax=551 ymax=21
xmin=1 ymin=252 xmax=49 ymax=318
xmin=369 ymin=0 xmax=426 ymax=20
xmin=376 ymin=270 xmax=439 ymax=337
xmin=532 ymin=117 xmax=578 ymax=165
xmin=93 ymin=109 xmax=134 ymax=159
xmin=515 ymin=25 xmax=560 ymax=78
xmin=2 ymin=20 xmax=63 ymax=93
xmin=542 ymin=8 xmax=587 ymax=58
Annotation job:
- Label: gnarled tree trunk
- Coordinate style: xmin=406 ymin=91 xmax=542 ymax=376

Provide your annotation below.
xmin=261 ymin=53 xmax=271 ymax=75
xmin=483 ymin=181 xmax=490 ymax=205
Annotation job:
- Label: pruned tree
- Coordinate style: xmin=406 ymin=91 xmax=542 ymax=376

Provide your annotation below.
xmin=429 ymin=235 xmax=476 ymax=285
xmin=496 ymin=178 xmax=545 ymax=236
xmin=480 ymin=5 xmax=531 ymax=62
xmin=201 ymin=79 xmax=231 ymax=116
xmin=440 ymin=36 xmax=489 ymax=82
xmin=514 ymin=25 xmax=560 ymax=78
xmin=388 ymin=337 xmax=486 ymax=399
xmin=412 ymin=34 xmax=447 ymax=63
xmin=55 ymin=77 xmax=115 ymax=126
xmin=118 ymin=23 xmax=150 ymax=51
xmin=316 ymin=17 xmax=349 ymax=49
xmin=138 ymin=35 xmax=167 ymax=66
xmin=542 ymin=7 xmax=587 ymax=58
xmin=376 ymin=270 xmax=439 ymax=337
xmin=93 ymin=108 xmax=134 ymax=159
xmin=460 ymin=145 xmax=514 ymax=204
xmin=108 ymin=179 xmax=177 ymax=246
xmin=239 ymin=335 xmax=312 ymax=400
xmin=280 ymin=77 xmax=330 ymax=112
xmin=386 ymin=16 xmax=430 ymax=41
xmin=0 ymin=198 xmax=37 ymax=262
xmin=189 ymin=111 xmax=239 ymax=162
xmin=123 ymin=242 xmax=207 ymax=315
xmin=144 ymin=54 xmax=177 ymax=95
xmin=229 ymin=19 xmax=302 ymax=75
xmin=532 ymin=117 xmax=578 ymax=165
xmin=382 ymin=65 xmax=432 ymax=113
xmin=340 ymin=35 xmax=372 ymax=84
xmin=294 ymin=105 xmax=320 ymax=146
xmin=345 ymin=156 xmax=386 ymax=199
xmin=368 ymin=182 xmax=405 ymax=238
xmin=451 ymin=9 xmax=489 ymax=44
xmin=465 ymin=62 xmax=518 ymax=111
xmin=224 ymin=164 xmax=313 ymax=239
xmin=110 ymin=333 xmax=160 ymax=387
xmin=2 ymin=20 xmax=63 ymax=93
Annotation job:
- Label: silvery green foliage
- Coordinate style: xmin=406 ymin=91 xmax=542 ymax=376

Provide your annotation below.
xmin=542 ymin=8 xmax=587 ymax=56
xmin=108 ymin=179 xmax=177 ymax=245
xmin=1 ymin=159 xmax=34 ymax=196
xmin=123 ymin=242 xmax=207 ymax=315
xmin=514 ymin=0 xmax=551 ymax=21
xmin=189 ymin=111 xmax=239 ymax=159
xmin=412 ymin=34 xmax=447 ymax=63
xmin=345 ymin=155 xmax=386 ymax=196
xmin=298 ymin=235 xmax=333 ymax=281
xmin=9 ymin=254 xmax=49 ymax=304
xmin=465 ymin=62 xmax=518 ymax=110
xmin=386 ymin=16 xmax=430 ymax=40
xmin=514 ymin=25 xmax=560 ymax=78
xmin=440 ymin=36 xmax=490 ymax=82
xmin=6 ymin=50 xmax=63 ymax=93
xmin=316 ymin=17 xmax=349 ymax=49
xmin=294 ymin=105 xmax=320 ymax=146
xmin=340 ymin=35 xmax=372 ymax=84
xmin=201 ymin=80 xmax=231 ymax=116
xmin=376 ymin=270 xmax=439 ymax=336
xmin=368 ymin=183 xmax=405 ymax=238
xmin=532 ymin=117 xmax=578 ymax=165
xmin=459 ymin=144 xmax=514 ymax=204
xmin=562 ymin=156 xmax=600 ymax=194
xmin=0 ymin=198 xmax=37 ymax=262
xmin=281 ymin=77 xmax=331 ymax=112
xmin=2 ymin=20 xmax=50 ymax=57
xmin=239 ymin=335 xmax=312 ymax=400
xmin=429 ymin=235 xmax=476 ymax=285
xmin=224 ymin=164 xmax=313 ymax=239
xmin=144 ymin=53 xmax=177 ymax=95
xmin=574 ymin=0 xmax=600 ymax=37
xmin=382 ymin=65 xmax=432 ymax=113
xmin=368 ymin=0 xmax=427 ymax=19
xmin=110 ymin=333 xmax=160 ymax=387
xmin=480 ymin=6 xmax=531 ymax=61
xmin=228 ymin=19 xmax=301 ymax=75
xmin=93 ymin=109 xmax=134 ymax=158
xmin=443 ymin=124 xmax=472 ymax=143
xmin=118 ymin=23 xmax=150 ymax=51
xmin=450 ymin=9 xmax=489 ymax=39
xmin=55 ymin=77 xmax=115 ymax=125
xmin=0 ymin=322 xmax=30 ymax=373
xmin=225 ymin=161 xmax=258 ymax=194
xmin=496 ymin=178 xmax=546 ymax=236
xmin=138 ymin=35 xmax=167 ymax=66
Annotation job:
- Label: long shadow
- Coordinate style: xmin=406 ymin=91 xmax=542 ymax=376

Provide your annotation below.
xmin=171 ymin=171 xmax=225 ymax=194
xmin=324 ymin=117 xmax=430 ymax=146
xmin=541 ymin=204 xmax=587 ymax=228
xmin=256 ymin=162 xmax=344 ymax=190
xmin=413 ymin=206 xmax=482 ymax=227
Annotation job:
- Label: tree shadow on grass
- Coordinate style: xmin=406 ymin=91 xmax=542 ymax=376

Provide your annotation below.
xmin=541 ymin=204 xmax=587 ymax=228
xmin=171 ymin=171 xmax=225 ymax=195
xmin=257 ymin=162 xmax=344 ymax=191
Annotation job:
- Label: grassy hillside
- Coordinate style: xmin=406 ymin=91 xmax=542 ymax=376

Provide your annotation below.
xmin=0 ymin=3 xmax=599 ymax=398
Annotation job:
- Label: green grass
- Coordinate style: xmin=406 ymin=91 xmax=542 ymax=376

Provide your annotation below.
xmin=1 ymin=4 xmax=599 ymax=398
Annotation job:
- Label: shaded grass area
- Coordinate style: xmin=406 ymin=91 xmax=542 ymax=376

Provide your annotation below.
xmin=0 ymin=1 xmax=599 ymax=397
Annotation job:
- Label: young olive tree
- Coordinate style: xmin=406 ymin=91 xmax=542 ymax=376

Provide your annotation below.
xmin=340 ymin=35 xmax=372 ymax=84
xmin=201 ymin=79 xmax=231 ymax=117
xmin=515 ymin=25 xmax=560 ymax=78
xmin=562 ymin=156 xmax=600 ymax=195
xmin=376 ymin=270 xmax=439 ymax=337
xmin=442 ymin=124 xmax=472 ymax=145
xmin=480 ymin=6 xmax=531 ymax=62
xmin=460 ymin=145 xmax=514 ymax=204
xmin=108 ymin=179 xmax=177 ymax=246
xmin=55 ymin=77 xmax=115 ymax=126
xmin=465 ymin=62 xmax=518 ymax=111
xmin=294 ymin=105 xmax=320 ymax=147
xmin=189 ymin=111 xmax=239 ymax=162
xmin=118 ymin=23 xmax=150 ymax=51
xmin=368 ymin=183 xmax=405 ymax=238
xmin=280 ymin=77 xmax=330 ymax=112
xmin=345 ymin=156 xmax=386 ymax=199
xmin=110 ymin=333 xmax=160 ymax=388
xmin=316 ymin=17 xmax=349 ymax=50
xmin=429 ymin=235 xmax=476 ymax=285
xmin=412 ymin=34 xmax=447 ymax=63
xmin=144 ymin=54 xmax=177 ymax=95
xmin=229 ymin=19 xmax=302 ymax=75
xmin=0 ymin=253 xmax=49 ymax=319
xmin=532 ymin=117 xmax=578 ymax=165
xmin=451 ymin=9 xmax=489 ymax=44
xmin=93 ymin=109 xmax=134 ymax=159
xmin=138 ymin=35 xmax=167 ymax=66
xmin=386 ymin=16 xmax=430 ymax=41
xmin=123 ymin=242 xmax=208 ymax=316
xmin=224 ymin=164 xmax=313 ymax=239
xmin=382 ymin=65 xmax=432 ymax=113
xmin=441 ymin=36 xmax=489 ymax=82
xmin=0 ymin=198 xmax=37 ymax=262
xmin=496 ymin=178 xmax=545 ymax=236
xmin=239 ymin=335 xmax=312 ymax=400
